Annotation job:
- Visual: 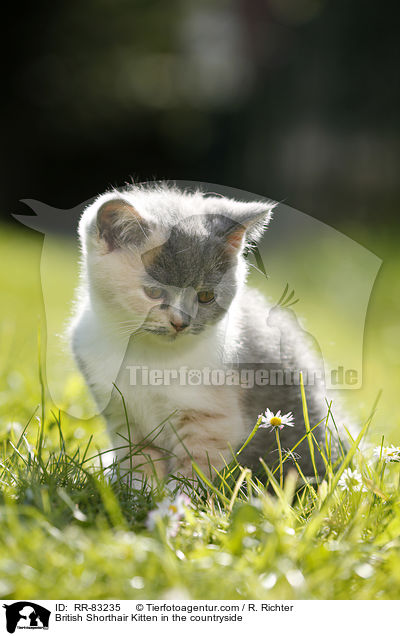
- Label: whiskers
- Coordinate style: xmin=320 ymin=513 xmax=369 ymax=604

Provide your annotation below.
xmin=107 ymin=319 xmax=147 ymax=339
xmin=107 ymin=318 xmax=173 ymax=340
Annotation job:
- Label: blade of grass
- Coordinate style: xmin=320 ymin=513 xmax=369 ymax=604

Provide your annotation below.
xmin=300 ymin=371 xmax=319 ymax=485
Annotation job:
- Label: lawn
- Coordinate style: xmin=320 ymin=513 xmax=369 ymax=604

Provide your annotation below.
xmin=1 ymin=219 xmax=400 ymax=600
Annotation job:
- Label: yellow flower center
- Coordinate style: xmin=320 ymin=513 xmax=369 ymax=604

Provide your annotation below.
xmin=270 ymin=416 xmax=282 ymax=427
xmin=168 ymin=504 xmax=178 ymax=514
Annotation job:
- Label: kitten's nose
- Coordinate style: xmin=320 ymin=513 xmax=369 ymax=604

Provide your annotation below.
xmin=170 ymin=319 xmax=189 ymax=332
xmin=169 ymin=313 xmax=191 ymax=332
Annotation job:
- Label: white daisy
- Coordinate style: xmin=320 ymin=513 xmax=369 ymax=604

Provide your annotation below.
xmin=338 ymin=468 xmax=366 ymax=492
xmin=146 ymin=494 xmax=190 ymax=534
xmin=373 ymin=445 xmax=400 ymax=464
xmin=258 ymin=408 xmax=295 ymax=431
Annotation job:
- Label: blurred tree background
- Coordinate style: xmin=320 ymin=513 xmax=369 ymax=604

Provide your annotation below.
xmin=2 ymin=0 xmax=399 ymax=234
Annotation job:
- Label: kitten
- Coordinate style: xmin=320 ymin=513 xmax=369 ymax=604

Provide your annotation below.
xmin=70 ymin=183 xmax=335 ymax=483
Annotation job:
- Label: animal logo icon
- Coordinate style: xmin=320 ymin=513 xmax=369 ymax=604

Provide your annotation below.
xmin=2 ymin=602 xmax=51 ymax=634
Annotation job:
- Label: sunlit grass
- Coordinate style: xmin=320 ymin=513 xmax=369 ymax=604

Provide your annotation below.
xmin=1 ymin=389 xmax=400 ymax=600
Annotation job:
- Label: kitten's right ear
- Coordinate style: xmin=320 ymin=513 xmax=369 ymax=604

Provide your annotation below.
xmin=96 ymin=198 xmax=148 ymax=250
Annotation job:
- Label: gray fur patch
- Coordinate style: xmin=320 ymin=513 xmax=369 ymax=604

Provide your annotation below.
xmin=140 ymin=214 xmax=242 ymax=332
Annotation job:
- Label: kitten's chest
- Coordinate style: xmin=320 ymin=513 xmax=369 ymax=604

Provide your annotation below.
xmin=115 ymin=334 xmax=224 ymax=432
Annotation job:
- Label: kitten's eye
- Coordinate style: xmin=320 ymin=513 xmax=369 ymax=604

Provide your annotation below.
xmin=197 ymin=290 xmax=215 ymax=304
xmin=143 ymin=286 xmax=164 ymax=300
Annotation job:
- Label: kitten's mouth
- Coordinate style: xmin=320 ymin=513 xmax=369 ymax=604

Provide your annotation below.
xmin=142 ymin=322 xmax=207 ymax=338
xmin=143 ymin=325 xmax=189 ymax=338
xmin=144 ymin=326 xmax=170 ymax=335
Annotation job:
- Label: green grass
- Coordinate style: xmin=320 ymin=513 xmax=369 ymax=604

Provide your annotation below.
xmin=1 ymin=401 xmax=400 ymax=600
xmin=1 ymin=222 xmax=400 ymax=600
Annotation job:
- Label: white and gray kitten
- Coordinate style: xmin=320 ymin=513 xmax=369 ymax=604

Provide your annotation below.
xmin=70 ymin=183 xmax=335 ymax=483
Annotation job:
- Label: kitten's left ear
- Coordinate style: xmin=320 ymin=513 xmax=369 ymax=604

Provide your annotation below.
xmin=96 ymin=197 xmax=149 ymax=250
xmin=225 ymin=201 xmax=276 ymax=253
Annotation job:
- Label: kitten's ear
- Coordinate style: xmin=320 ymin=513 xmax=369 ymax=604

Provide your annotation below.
xmin=97 ymin=198 xmax=148 ymax=250
xmin=224 ymin=201 xmax=275 ymax=254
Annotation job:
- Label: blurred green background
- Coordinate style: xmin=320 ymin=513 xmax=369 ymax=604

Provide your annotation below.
xmin=2 ymin=0 xmax=399 ymax=229
xmin=1 ymin=0 xmax=399 ymax=445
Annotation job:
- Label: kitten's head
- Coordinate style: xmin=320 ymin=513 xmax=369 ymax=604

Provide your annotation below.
xmin=79 ymin=185 xmax=275 ymax=339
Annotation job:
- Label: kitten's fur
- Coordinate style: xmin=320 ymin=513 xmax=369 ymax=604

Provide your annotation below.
xmin=71 ymin=184 xmax=336 ymax=483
